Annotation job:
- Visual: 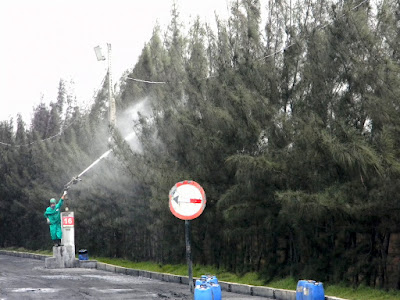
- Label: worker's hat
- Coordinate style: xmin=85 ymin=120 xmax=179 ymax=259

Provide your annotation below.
xmin=49 ymin=198 xmax=56 ymax=204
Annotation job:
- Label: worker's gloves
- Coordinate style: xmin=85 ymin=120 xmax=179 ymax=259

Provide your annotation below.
xmin=47 ymin=218 xmax=50 ymax=224
xmin=62 ymin=190 xmax=68 ymax=200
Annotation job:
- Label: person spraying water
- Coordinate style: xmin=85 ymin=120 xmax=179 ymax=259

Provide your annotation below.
xmin=44 ymin=191 xmax=68 ymax=246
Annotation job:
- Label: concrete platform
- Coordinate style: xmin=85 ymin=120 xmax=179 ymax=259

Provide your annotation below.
xmin=45 ymin=246 xmax=77 ymax=269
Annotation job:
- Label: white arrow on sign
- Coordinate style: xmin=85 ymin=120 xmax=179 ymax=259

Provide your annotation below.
xmin=172 ymin=194 xmax=202 ymax=204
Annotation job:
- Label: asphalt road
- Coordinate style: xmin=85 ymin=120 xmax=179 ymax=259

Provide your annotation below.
xmin=0 ymin=255 xmax=271 ymax=299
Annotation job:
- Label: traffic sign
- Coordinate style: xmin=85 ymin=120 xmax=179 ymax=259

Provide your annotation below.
xmin=169 ymin=180 xmax=206 ymax=220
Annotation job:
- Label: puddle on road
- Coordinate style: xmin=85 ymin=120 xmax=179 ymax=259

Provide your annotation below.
xmin=82 ymin=274 xmax=146 ymax=284
xmin=88 ymin=288 xmax=158 ymax=297
xmin=45 ymin=268 xmax=98 ymax=274
xmin=40 ymin=275 xmax=81 ymax=280
xmin=90 ymin=288 xmax=135 ymax=293
xmin=9 ymin=288 xmax=61 ymax=293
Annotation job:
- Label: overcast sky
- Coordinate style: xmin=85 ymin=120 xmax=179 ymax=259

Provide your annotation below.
xmin=0 ymin=0 xmax=232 ymax=123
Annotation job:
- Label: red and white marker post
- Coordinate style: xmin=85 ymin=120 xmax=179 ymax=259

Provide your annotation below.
xmin=169 ymin=180 xmax=206 ymax=293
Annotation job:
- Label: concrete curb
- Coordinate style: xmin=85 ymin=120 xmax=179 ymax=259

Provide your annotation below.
xmin=0 ymin=250 xmax=347 ymax=300
xmin=90 ymin=262 xmax=347 ymax=300
xmin=78 ymin=260 xmax=97 ymax=268
xmin=0 ymin=250 xmax=49 ymax=261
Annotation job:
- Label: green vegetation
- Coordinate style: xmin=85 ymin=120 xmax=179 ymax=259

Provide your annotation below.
xmin=323 ymin=284 xmax=400 ymax=300
xmin=0 ymin=0 xmax=400 ymax=292
xmin=267 ymin=278 xmax=400 ymax=300
xmin=95 ymin=257 xmax=266 ymax=285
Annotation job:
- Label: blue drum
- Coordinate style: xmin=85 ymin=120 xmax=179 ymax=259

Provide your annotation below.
xmin=304 ymin=282 xmax=324 ymax=300
xmin=207 ymin=275 xmax=219 ymax=284
xmin=210 ymin=282 xmax=222 ymax=300
xmin=194 ymin=284 xmax=213 ymax=300
xmin=296 ymin=280 xmax=315 ymax=300
xmin=196 ymin=276 xmax=208 ymax=287
xmin=78 ymin=249 xmax=88 ymax=261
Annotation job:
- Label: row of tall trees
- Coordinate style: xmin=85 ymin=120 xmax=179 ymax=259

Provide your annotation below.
xmin=0 ymin=0 xmax=400 ymax=289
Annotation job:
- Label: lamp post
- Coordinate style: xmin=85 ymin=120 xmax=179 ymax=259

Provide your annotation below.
xmin=94 ymin=44 xmax=116 ymax=130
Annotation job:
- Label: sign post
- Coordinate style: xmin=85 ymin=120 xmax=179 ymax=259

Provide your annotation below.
xmin=61 ymin=211 xmax=76 ymax=268
xmin=185 ymin=220 xmax=193 ymax=292
xmin=169 ymin=180 xmax=206 ymax=293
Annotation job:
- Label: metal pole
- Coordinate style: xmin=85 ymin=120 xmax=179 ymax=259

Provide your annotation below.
xmin=107 ymin=43 xmax=116 ymax=129
xmin=185 ymin=220 xmax=194 ymax=293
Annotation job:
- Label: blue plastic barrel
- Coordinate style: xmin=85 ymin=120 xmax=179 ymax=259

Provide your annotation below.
xmin=303 ymin=282 xmax=312 ymax=300
xmin=296 ymin=280 xmax=315 ymax=300
xmin=194 ymin=284 xmax=213 ymax=300
xmin=303 ymin=281 xmax=324 ymax=300
xmin=210 ymin=282 xmax=222 ymax=300
xmin=78 ymin=249 xmax=88 ymax=261
xmin=207 ymin=275 xmax=219 ymax=284
xmin=304 ymin=282 xmax=324 ymax=300
xmin=196 ymin=276 xmax=208 ymax=287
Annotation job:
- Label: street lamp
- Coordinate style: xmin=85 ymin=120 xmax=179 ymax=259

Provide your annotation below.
xmin=94 ymin=43 xmax=116 ymax=129
xmin=94 ymin=46 xmax=106 ymax=61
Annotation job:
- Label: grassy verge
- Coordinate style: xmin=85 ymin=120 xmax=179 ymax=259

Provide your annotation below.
xmin=321 ymin=284 xmax=400 ymax=300
xmin=2 ymin=248 xmax=399 ymax=300
xmin=264 ymin=277 xmax=400 ymax=300
xmin=94 ymin=257 xmax=265 ymax=285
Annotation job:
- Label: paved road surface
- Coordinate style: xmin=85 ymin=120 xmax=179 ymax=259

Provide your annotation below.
xmin=0 ymin=255 xmax=271 ymax=299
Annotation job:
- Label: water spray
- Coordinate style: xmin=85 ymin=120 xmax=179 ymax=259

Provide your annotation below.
xmin=63 ymin=132 xmax=136 ymax=191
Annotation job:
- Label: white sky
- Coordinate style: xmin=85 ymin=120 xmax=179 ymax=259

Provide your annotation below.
xmin=0 ymin=0 xmax=232 ymax=123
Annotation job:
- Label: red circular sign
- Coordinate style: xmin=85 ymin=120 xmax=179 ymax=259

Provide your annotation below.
xmin=169 ymin=180 xmax=206 ymax=220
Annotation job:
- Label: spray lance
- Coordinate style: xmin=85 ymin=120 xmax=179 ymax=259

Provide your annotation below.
xmin=62 ymin=130 xmax=136 ymax=197
xmin=63 ymin=149 xmax=113 ymax=190
xmin=61 ymin=149 xmax=112 ymax=211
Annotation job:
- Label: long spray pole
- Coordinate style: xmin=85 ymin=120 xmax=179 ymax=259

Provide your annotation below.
xmin=63 ymin=130 xmax=137 ymax=189
xmin=77 ymin=149 xmax=113 ymax=178
xmin=64 ymin=149 xmax=113 ymax=189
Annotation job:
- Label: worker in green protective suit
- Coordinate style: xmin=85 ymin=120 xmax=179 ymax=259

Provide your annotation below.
xmin=44 ymin=191 xmax=67 ymax=246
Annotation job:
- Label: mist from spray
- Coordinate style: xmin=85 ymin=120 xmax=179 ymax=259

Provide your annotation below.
xmin=65 ymin=98 xmax=153 ymax=188
xmin=117 ymin=97 xmax=153 ymax=152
